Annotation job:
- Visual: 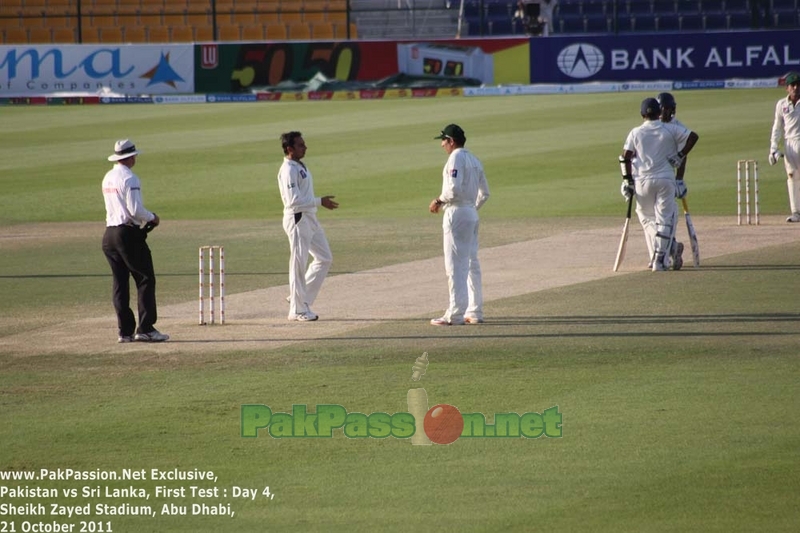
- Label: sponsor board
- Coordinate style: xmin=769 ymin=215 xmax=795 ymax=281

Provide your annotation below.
xmin=206 ymin=93 xmax=257 ymax=103
xmin=100 ymin=96 xmax=154 ymax=104
xmin=0 ymin=44 xmax=194 ymax=96
xmin=723 ymin=78 xmax=778 ymax=89
xmin=153 ymin=94 xmax=207 ymax=104
xmin=532 ymin=30 xmax=800 ymax=83
xmin=672 ymin=80 xmax=726 ymax=90
xmin=618 ymin=81 xmax=674 ymax=92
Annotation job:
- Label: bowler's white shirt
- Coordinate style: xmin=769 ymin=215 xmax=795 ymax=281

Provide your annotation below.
xmin=278 ymin=157 xmax=320 ymax=216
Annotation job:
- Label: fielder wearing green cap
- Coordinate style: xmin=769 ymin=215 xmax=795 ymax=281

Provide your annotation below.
xmin=769 ymin=71 xmax=800 ymax=222
xmin=429 ymin=124 xmax=490 ymax=325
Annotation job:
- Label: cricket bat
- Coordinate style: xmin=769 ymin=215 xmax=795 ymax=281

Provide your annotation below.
xmin=681 ymin=197 xmax=700 ymax=267
xmin=613 ymin=195 xmax=634 ymax=272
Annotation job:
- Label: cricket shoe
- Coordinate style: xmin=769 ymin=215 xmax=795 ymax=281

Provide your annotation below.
xmin=464 ymin=316 xmax=484 ymax=324
xmin=671 ymin=242 xmax=684 ymax=271
xmin=118 ymin=335 xmax=134 ymax=343
xmin=134 ymin=329 xmax=170 ymax=342
xmin=289 ymin=311 xmax=318 ymax=322
xmin=787 ymin=212 xmax=800 ymax=223
xmin=430 ymin=316 xmax=465 ymax=326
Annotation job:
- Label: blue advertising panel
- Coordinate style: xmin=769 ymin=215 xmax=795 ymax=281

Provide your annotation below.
xmin=0 ymin=44 xmax=194 ymax=96
xmin=530 ymin=30 xmax=799 ymax=83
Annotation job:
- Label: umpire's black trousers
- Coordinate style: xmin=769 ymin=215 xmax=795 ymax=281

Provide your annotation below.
xmin=102 ymin=225 xmax=158 ymax=336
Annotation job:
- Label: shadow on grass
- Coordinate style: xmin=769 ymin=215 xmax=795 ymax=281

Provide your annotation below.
xmin=165 ymin=313 xmax=800 ymax=343
xmin=311 ymin=313 xmax=800 ymax=325
xmin=166 ymin=331 xmax=799 ymax=343
xmin=0 ymin=271 xmax=354 ymax=279
xmin=691 ymin=265 xmax=800 ymax=271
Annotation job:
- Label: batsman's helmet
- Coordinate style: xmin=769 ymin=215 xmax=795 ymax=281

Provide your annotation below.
xmin=657 ymin=92 xmax=677 ymax=120
xmin=640 ymin=97 xmax=660 ymax=120
xmin=657 ymin=92 xmax=676 ymax=110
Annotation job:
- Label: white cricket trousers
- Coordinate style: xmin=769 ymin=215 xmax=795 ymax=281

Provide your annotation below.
xmin=442 ymin=205 xmax=483 ymax=321
xmin=635 ymin=177 xmax=677 ymax=269
xmin=784 ymin=137 xmax=800 ymax=213
xmin=283 ymin=211 xmax=332 ymax=316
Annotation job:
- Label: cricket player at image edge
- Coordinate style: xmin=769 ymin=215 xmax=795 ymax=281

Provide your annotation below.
xmin=429 ymin=124 xmax=490 ymax=325
xmin=769 ymin=71 xmax=800 ymax=222
xmin=621 ymin=98 xmax=699 ymax=271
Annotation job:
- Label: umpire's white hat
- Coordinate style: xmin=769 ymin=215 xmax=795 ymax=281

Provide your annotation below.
xmin=108 ymin=139 xmax=140 ymax=161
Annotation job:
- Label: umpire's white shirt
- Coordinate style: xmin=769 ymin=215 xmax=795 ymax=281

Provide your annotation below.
xmin=624 ymin=121 xmax=691 ymax=179
xmin=278 ymin=157 xmax=320 ymax=215
xmin=102 ymin=163 xmax=154 ymax=227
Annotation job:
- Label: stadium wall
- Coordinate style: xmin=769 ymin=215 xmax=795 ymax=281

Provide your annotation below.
xmin=0 ymin=30 xmax=796 ymax=100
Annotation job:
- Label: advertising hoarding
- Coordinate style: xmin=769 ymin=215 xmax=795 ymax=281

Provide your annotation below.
xmin=0 ymin=44 xmax=194 ymax=96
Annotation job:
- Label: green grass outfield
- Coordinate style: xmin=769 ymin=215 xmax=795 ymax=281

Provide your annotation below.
xmin=1 ymin=90 xmax=799 ymax=532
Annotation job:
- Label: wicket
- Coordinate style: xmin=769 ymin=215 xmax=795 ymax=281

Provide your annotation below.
xmin=737 ymin=160 xmax=760 ymax=225
xmin=199 ymin=246 xmax=225 ymax=325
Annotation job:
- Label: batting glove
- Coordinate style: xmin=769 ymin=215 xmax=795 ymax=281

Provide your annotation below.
xmin=620 ymin=178 xmax=634 ymax=201
xmin=675 ymin=179 xmax=688 ymax=199
xmin=667 ymin=152 xmax=685 ymax=169
xmin=768 ymin=150 xmax=782 ymax=166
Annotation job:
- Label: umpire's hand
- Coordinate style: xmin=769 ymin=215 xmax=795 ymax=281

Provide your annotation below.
xmin=144 ymin=213 xmax=160 ymax=233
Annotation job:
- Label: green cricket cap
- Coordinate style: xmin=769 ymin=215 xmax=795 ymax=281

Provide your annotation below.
xmin=785 ymin=71 xmax=800 ymax=85
xmin=434 ymin=124 xmax=466 ymax=142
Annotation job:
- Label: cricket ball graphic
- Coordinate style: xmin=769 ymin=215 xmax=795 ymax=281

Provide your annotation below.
xmin=424 ymin=404 xmax=464 ymax=445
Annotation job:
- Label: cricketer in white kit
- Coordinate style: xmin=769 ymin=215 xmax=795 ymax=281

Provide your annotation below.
xmin=277 ymin=132 xmax=338 ymax=322
xmin=622 ymin=98 xmax=698 ymax=271
xmin=429 ymin=124 xmax=490 ymax=325
xmin=768 ymin=71 xmax=800 ymax=223
xmin=658 ymin=91 xmax=689 ymax=269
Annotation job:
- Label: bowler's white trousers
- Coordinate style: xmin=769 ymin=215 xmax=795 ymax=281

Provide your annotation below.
xmin=442 ymin=205 xmax=483 ymax=321
xmin=283 ymin=211 xmax=332 ymax=316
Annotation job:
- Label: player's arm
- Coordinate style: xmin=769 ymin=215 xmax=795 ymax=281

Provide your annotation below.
xmin=620 ymin=149 xmax=635 ymax=177
xmin=475 ymin=166 xmax=490 ymax=210
xmin=124 ymin=175 xmax=155 ymax=226
xmin=769 ymin=100 xmax=784 ymax=164
xmin=440 ymin=152 xmax=467 ymax=204
xmin=679 ymin=131 xmax=699 ymax=158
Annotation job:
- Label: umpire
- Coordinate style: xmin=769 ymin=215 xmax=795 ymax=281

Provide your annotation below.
xmin=101 ymin=139 xmax=169 ymax=343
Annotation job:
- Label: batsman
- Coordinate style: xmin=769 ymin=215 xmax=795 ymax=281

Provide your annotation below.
xmin=658 ymin=92 xmax=700 ymax=267
xmin=620 ymin=98 xmax=699 ymax=271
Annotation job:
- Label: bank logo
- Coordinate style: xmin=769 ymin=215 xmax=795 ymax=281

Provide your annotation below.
xmin=557 ymin=43 xmax=604 ymax=79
